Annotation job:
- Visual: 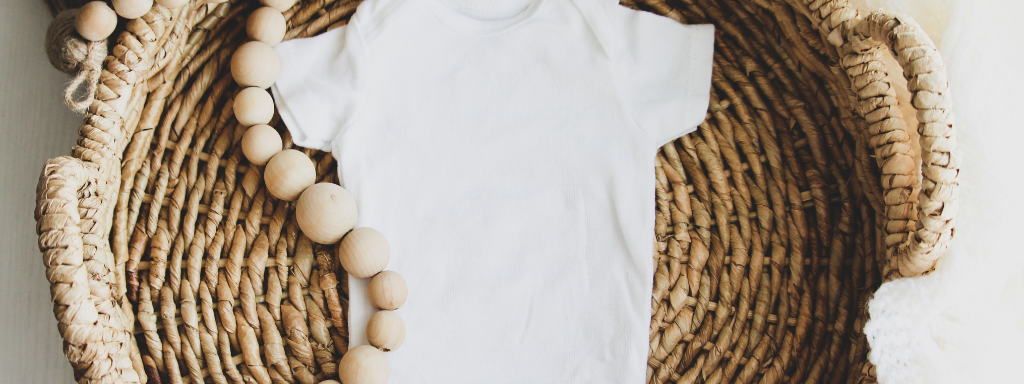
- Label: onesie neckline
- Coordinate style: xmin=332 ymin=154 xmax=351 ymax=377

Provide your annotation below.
xmin=425 ymin=0 xmax=547 ymax=36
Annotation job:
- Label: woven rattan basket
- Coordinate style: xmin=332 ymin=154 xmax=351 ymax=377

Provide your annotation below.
xmin=34 ymin=0 xmax=958 ymax=383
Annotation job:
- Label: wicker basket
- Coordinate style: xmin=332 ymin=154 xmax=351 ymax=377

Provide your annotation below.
xmin=34 ymin=0 xmax=958 ymax=383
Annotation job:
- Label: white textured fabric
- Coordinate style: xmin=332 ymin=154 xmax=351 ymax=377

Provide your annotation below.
xmin=855 ymin=0 xmax=1024 ymax=383
xmin=270 ymin=0 xmax=715 ymax=382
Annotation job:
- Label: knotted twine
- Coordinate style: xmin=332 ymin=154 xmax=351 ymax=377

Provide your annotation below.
xmin=45 ymin=8 xmax=108 ymax=114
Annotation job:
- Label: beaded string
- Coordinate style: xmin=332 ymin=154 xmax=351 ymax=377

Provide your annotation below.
xmin=75 ymin=1 xmax=406 ymax=383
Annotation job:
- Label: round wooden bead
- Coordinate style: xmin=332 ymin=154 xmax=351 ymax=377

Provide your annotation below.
xmin=247 ymin=7 xmax=286 ymax=46
xmin=338 ymin=228 xmax=390 ymax=279
xmin=366 ymin=311 xmax=406 ymax=351
xmin=368 ymin=271 xmax=407 ymax=310
xmin=155 ymin=0 xmax=188 ymax=8
xmin=264 ymin=149 xmax=315 ymax=201
xmin=260 ymin=0 xmax=297 ymax=12
xmin=233 ymin=87 xmax=274 ymax=126
xmin=111 ymin=0 xmax=152 ymax=19
xmin=296 ymin=183 xmax=358 ymax=244
xmin=241 ymin=124 xmax=282 ymax=165
xmin=337 ymin=345 xmax=389 ymax=384
xmin=75 ymin=2 xmax=117 ymax=42
xmin=231 ymin=41 xmax=280 ymax=89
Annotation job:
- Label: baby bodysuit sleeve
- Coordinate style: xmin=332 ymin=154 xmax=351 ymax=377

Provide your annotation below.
xmin=270 ymin=20 xmax=368 ymax=152
xmin=598 ymin=1 xmax=715 ymax=148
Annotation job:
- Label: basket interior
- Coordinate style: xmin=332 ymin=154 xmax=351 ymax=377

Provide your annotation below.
xmin=40 ymin=0 xmax=909 ymax=383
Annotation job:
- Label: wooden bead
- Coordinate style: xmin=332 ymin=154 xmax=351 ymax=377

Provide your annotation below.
xmin=155 ymin=0 xmax=188 ymax=8
xmin=241 ymin=124 xmax=282 ymax=165
xmin=231 ymin=41 xmax=280 ymax=89
xmin=366 ymin=311 xmax=405 ymax=351
xmin=337 ymin=345 xmax=389 ymax=384
xmin=368 ymin=271 xmax=407 ymax=310
xmin=111 ymin=0 xmax=152 ymax=19
xmin=234 ymin=87 xmax=274 ymax=126
xmin=264 ymin=149 xmax=315 ymax=201
xmin=260 ymin=0 xmax=297 ymax=12
xmin=338 ymin=228 xmax=390 ymax=279
xmin=75 ymin=2 xmax=117 ymax=42
xmin=247 ymin=7 xmax=286 ymax=46
xmin=296 ymin=183 xmax=358 ymax=244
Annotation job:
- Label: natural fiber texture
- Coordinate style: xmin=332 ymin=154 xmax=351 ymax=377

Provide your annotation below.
xmin=46 ymin=9 xmax=93 ymax=74
xmin=45 ymin=8 xmax=108 ymax=114
xmin=33 ymin=0 xmax=957 ymax=383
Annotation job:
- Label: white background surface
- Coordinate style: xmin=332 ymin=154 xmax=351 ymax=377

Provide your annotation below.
xmin=0 ymin=1 xmax=79 ymax=382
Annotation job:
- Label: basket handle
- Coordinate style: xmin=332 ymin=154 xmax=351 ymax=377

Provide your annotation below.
xmin=35 ymin=156 xmax=140 ymax=383
xmin=842 ymin=10 xmax=960 ymax=278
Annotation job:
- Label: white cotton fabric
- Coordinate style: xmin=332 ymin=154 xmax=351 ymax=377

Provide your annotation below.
xmin=270 ymin=0 xmax=714 ymax=382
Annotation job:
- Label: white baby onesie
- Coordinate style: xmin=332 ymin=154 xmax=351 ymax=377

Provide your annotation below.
xmin=270 ymin=0 xmax=714 ymax=382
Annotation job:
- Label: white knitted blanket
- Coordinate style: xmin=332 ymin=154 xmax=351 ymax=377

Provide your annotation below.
xmin=849 ymin=0 xmax=1024 ymax=382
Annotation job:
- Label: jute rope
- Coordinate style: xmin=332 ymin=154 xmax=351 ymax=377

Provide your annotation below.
xmin=45 ymin=8 xmax=108 ymax=114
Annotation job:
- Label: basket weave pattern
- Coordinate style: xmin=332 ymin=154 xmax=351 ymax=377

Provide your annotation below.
xmin=34 ymin=0 xmax=957 ymax=383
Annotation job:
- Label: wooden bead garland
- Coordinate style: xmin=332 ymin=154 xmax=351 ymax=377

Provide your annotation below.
xmin=231 ymin=41 xmax=280 ymax=89
xmin=111 ymin=0 xmax=152 ymax=19
xmin=264 ymin=149 xmax=315 ymax=201
xmin=338 ymin=228 xmax=391 ymax=279
xmin=368 ymin=271 xmax=407 ymax=310
xmin=296 ymin=183 xmax=359 ymax=244
xmin=233 ymin=87 xmax=275 ymax=126
xmin=74 ymin=0 xmax=156 ymax=44
xmin=366 ymin=310 xmax=406 ymax=351
xmin=247 ymin=7 xmax=286 ymax=46
xmin=337 ymin=345 xmax=389 ymax=384
xmin=241 ymin=124 xmax=282 ymax=165
xmin=230 ymin=3 xmax=408 ymax=382
xmin=75 ymin=1 xmax=117 ymax=41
